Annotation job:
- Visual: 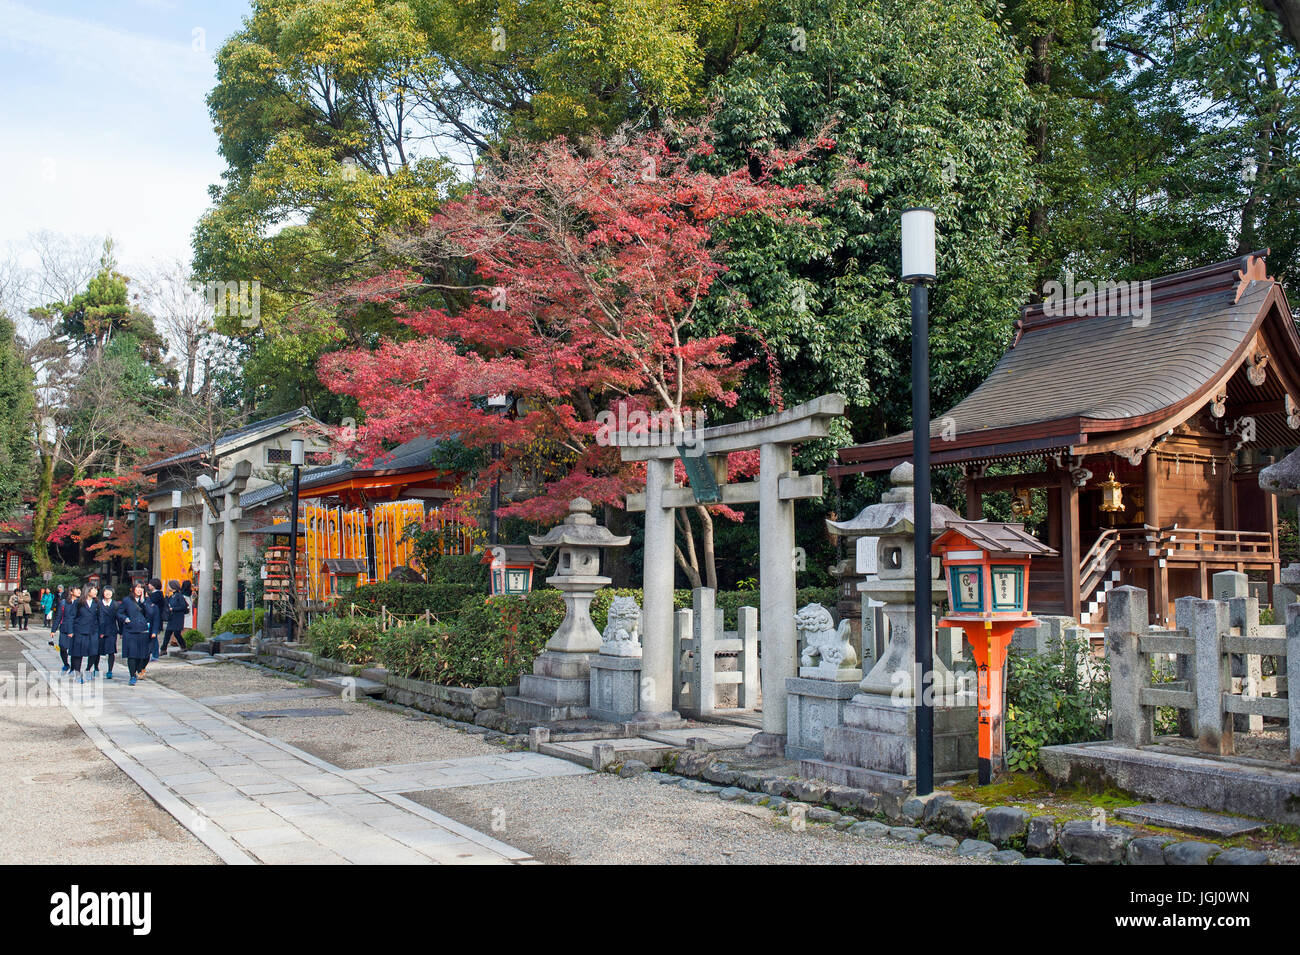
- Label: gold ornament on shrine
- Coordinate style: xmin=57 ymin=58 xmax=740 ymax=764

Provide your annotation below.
xmin=1099 ymin=471 xmax=1125 ymax=513
xmin=1009 ymin=487 xmax=1034 ymax=518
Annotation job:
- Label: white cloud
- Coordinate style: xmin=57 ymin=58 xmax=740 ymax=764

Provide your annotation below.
xmin=0 ymin=1 xmax=214 ymax=99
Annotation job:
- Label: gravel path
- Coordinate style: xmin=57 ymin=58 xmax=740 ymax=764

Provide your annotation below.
xmin=0 ymin=630 xmax=220 ymax=864
xmin=408 ymin=773 xmax=981 ymax=865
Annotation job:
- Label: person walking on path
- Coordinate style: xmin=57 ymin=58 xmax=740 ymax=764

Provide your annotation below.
xmin=9 ymin=586 xmax=31 ymax=630
xmin=145 ymin=579 xmax=165 ymax=666
xmin=95 ymin=586 xmax=120 ymax=680
xmin=159 ymin=579 xmax=189 ymax=656
xmin=69 ymin=586 xmax=100 ymax=684
xmin=40 ymin=587 xmax=54 ymax=629
xmin=118 ymin=583 xmax=153 ymax=686
xmin=51 ymin=586 xmax=80 ymax=672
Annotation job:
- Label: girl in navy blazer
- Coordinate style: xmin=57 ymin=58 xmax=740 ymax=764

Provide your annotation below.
xmin=118 ymin=584 xmax=153 ymax=685
xmin=50 ymin=587 xmax=81 ymax=673
xmin=69 ymin=587 xmax=100 ymax=684
xmin=93 ymin=587 xmax=120 ymax=679
xmin=145 ymin=579 xmax=165 ymax=666
xmin=159 ymin=579 xmax=190 ymax=655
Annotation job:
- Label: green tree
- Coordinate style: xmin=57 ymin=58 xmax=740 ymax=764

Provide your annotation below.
xmin=704 ymin=0 xmax=1036 ymax=448
xmin=0 ymin=312 xmax=34 ymax=521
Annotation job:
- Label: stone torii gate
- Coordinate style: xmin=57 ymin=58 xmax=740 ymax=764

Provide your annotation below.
xmin=617 ymin=394 xmax=845 ymax=753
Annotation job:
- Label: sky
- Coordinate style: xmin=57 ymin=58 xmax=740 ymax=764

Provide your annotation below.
xmin=0 ymin=0 xmax=249 ymax=276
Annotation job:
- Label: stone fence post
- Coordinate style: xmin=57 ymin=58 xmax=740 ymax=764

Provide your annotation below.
xmin=694 ymin=588 xmax=717 ymax=719
xmin=738 ymin=606 xmax=759 ymax=709
xmin=673 ymin=607 xmax=694 ymax=714
xmin=1288 ymin=603 xmax=1300 ymax=766
xmin=1107 ymin=586 xmax=1151 ymax=747
xmin=1185 ymin=596 xmax=1232 ymax=755
xmin=1227 ymin=594 xmax=1264 ymax=732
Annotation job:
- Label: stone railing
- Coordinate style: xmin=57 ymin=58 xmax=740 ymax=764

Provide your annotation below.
xmin=672 ymin=587 xmax=759 ymax=718
xmin=1107 ymin=585 xmax=1299 ymax=763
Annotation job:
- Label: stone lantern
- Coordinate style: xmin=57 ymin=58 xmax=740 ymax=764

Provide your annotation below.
xmin=504 ymin=498 xmax=629 ymax=723
xmin=803 ymin=461 xmax=979 ymax=791
xmin=826 ymin=462 xmax=961 ymax=699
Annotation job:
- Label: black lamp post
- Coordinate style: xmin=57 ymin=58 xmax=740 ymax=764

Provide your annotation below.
xmin=288 ymin=438 xmax=304 ymax=639
xmin=147 ymin=512 xmax=156 ymax=579
xmin=902 ymin=206 xmax=937 ymax=796
xmin=487 ymin=394 xmax=510 ymax=546
xmin=170 ymin=489 xmax=182 ymax=530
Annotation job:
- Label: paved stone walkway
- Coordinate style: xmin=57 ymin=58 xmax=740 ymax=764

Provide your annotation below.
xmin=17 ymin=636 xmax=573 ymax=865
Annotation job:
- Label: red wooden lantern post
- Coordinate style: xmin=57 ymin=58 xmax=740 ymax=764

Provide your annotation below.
xmin=932 ymin=521 xmax=1057 ymax=784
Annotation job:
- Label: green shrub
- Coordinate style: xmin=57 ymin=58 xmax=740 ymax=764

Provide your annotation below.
xmin=181 ymin=628 xmax=203 ymax=645
xmin=305 ymin=617 xmax=382 ymax=665
xmin=213 ymin=607 xmax=265 ymax=635
xmin=376 ymin=622 xmax=447 ymax=681
xmin=1005 ymin=640 xmax=1110 ymax=772
xmin=365 ymin=591 xmax=565 ymax=687
xmin=343 ymin=581 xmax=478 ymax=617
xmin=424 ymin=553 xmax=490 ymax=588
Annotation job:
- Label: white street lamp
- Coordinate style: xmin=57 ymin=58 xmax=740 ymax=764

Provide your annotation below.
xmin=901 ymin=207 xmax=937 ymax=283
xmin=902 ymin=206 xmax=937 ymax=796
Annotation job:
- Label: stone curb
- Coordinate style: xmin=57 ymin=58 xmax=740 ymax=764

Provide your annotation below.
xmin=255 ymin=644 xmax=522 ymax=732
xmin=630 ymin=754 xmax=1273 ymax=866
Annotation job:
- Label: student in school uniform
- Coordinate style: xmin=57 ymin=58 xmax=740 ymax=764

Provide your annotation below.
xmin=51 ymin=587 xmax=80 ymax=673
xmin=117 ymin=583 xmax=153 ymax=686
xmin=146 ymin=579 xmax=165 ymax=666
xmin=69 ymin=587 xmax=99 ymax=684
xmin=95 ymin=586 xmax=120 ymax=680
xmin=159 ymin=579 xmax=190 ymax=655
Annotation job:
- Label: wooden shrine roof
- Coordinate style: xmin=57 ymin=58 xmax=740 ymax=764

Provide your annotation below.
xmin=833 ymin=253 xmax=1300 ymax=475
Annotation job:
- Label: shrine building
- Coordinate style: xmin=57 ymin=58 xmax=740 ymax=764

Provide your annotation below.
xmin=831 ymin=253 xmax=1300 ymax=627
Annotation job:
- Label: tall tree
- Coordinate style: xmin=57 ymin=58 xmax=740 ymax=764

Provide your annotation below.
xmin=319 ymin=118 xmax=857 ymax=583
xmin=0 ymin=312 xmax=34 ymax=521
xmin=704 ymin=0 xmax=1036 ymax=446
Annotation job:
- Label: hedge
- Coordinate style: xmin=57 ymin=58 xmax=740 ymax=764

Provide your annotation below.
xmin=213 ymin=607 xmax=265 ymax=635
xmin=304 ymin=583 xmax=842 ymax=689
xmin=343 ymin=580 xmax=478 ymax=617
xmin=424 ymin=553 xmax=490 ymax=588
xmin=305 ymin=617 xmax=383 ymax=666
xmin=306 ymin=590 xmax=563 ymax=687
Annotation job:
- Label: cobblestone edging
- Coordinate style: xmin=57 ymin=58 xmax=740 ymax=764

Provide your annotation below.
xmin=611 ymin=751 xmax=1271 ymax=866
xmin=255 ymin=643 xmax=519 ymax=731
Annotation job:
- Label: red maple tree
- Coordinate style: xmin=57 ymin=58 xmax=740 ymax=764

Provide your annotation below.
xmin=319 ymin=118 xmax=863 ymax=583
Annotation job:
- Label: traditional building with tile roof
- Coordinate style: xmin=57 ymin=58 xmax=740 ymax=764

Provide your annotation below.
xmin=832 ymin=252 xmax=1300 ymax=626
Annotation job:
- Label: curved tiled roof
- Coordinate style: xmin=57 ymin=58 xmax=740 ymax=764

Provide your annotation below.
xmin=934 ymin=279 xmax=1268 ymax=435
xmin=835 ymin=254 xmax=1298 ymax=474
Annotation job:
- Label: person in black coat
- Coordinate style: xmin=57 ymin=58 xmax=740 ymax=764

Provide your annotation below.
xmin=146 ymin=579 xmax=165 ymax=665
xmin=118 ymin=584 xmax=153 ymax=685
xmin=50 ymin=587 xmax=81 ymax=673
xmin=69 ymin=587 xmax=100 ymax=683
xmin=159 ymin=579 xmax=190 ymax=655
xmin=94 ymin=587 xmax=120 ymax=680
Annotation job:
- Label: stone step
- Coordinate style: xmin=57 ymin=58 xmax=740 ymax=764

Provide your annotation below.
xmin=1113 ymin=803 xmax=1268 ymax=838
xmin=539 ymin=737 xmax=674 ymax=770
xmin=214 ymin=652 xmax=255 ymax=662
xmin=310 ymin=676 xmax=386 ymax=698
xmin=504 ymin=696 xmax=589 ymax=723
